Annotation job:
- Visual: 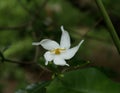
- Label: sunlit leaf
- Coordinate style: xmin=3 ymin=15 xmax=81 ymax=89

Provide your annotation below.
xmin=3 ymin=37 xmax=32 ymax=57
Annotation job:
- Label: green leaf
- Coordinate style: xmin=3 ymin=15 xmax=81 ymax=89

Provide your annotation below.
xmin=3 ymin=37 xmax=32 ymax=57
xmin=16 ymin=81 xmax=50 ymax=93
xmin=47 ymin=68 xmax=120 ymax=93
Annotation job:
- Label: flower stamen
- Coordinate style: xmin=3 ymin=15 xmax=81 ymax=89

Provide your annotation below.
xmin=55 ymin=49 xmax=61 ymax=54
xmin=50 ymin=48 xmax=66 ymax=55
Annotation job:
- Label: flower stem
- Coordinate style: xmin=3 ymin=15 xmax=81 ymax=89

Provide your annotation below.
xmin=95 ymin=0 xmax=120 ymax=54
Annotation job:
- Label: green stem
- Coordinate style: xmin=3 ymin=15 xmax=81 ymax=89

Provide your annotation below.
xmin=95 ymin=0 xmax=120 ymax=54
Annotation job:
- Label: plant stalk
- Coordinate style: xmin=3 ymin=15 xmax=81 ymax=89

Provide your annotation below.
xmin=95 ymin=0 xmax=120 ymax=54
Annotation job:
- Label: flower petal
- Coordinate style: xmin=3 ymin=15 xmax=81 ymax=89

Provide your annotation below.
xmin=53 ymin=56 xmax=69 ymax=66
xmin=32 ymin=42 xmax=41 ymax=45
xmin=44 ymin=51 xmax=54 ymax=65
xmin=60 ymin=26 xmax=71 ymax=49
xmin=61 ymin=40 xmax=84 ymax=59
xmin=33 ymin=39 xmax=60 ymax=50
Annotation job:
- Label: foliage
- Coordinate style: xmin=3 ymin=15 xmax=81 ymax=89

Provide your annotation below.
xmin=0 ymin=0 xmax=120 ymax=93
xmin=47 ymin=68 xmax=120 ymax=93
xmin=16 ymin=81 xmax=50 ymax=93
xmin=16 ymin=68 xmax=120 ymax=93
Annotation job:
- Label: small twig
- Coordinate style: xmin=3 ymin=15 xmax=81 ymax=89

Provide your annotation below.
xmin=62 ymin=61 xmax=90 ymax=73
xmin=32 ymin=30 xmax=41 ymax=62
xmin=0 ymin=51 xmax=36 ymax=64
xmin=4 ymin=58 xmax=36 ymax=64
xmin=0 ymin=51 xmax=51 ymax=72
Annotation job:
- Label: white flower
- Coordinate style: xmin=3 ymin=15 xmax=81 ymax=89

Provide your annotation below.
xmin=32 ymin=26 xmax=84 ymax=66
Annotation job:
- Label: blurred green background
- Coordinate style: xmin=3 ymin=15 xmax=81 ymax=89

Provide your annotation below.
xmin=0 ymin=0 xmax=120 ymax=93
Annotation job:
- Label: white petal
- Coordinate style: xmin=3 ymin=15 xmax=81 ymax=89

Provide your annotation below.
xmin=61 ymin=40 xmax=84 ymax=59
xmin=60 ymin=26 xmax=71 ymax=49
xmin=34 ymin=39 xmax=60 ymax=50
xmin=44 ymin=51 xmax=54 ymax=65
xmin=53 ymin=56 xmax=69 ymax=66
xmin=32 ymin=42 xmax=41 ymax=45
xmin=45 ymin=61 xmax=49 ymax=65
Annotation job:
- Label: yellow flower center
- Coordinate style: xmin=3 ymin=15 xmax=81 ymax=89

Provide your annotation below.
xmin=51 ymin=48 xmax=66 ymax=55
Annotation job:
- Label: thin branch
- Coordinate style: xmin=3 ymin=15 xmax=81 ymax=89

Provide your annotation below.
xmin=62 ymin=61 xmax=90 ymax=73
xmin=4 ymin=58 xmax=36 ymax=64
xmin=0 ymin=51 xmax=36 ymax=64
xmin=0 ymin=51 xmax=51 ymax=73
xmin=32 ymin=32 xmax=41 ymax=62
